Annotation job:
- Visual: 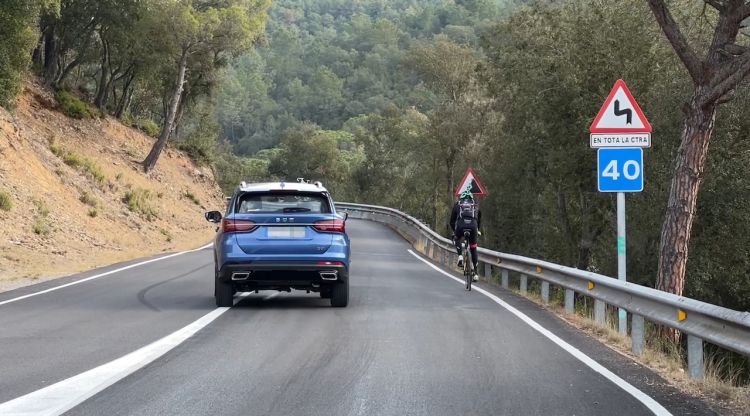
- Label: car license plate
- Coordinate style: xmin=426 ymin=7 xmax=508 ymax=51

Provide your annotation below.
xmin=268 ymin=227 xmax=305 ymax=238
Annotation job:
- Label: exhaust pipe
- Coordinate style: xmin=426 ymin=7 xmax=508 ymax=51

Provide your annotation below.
xmin=231 ymin=272 xmax=251 ymax=281
xmin=319 ymin=271 xmax=338 ymax=281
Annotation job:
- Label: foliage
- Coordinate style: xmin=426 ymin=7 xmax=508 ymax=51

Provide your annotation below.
xmin=60 ymin=151 xmax=106 ymax=183
xmin=79 ymin=191 xmax=98 ymax=207
xmin=0 ymin=191 xmax=13 ymax=211
xmin=32 ymin=199 xmax=51 ymax=235
xmin=122 ymin=188 xmax=158 ymax=221
xmin=134 ymin=118 xmax=160 ymax=138
xmin=0 ymin=0 xmax=45 ymax=107
xmin=55 ymin=91 xmax=96 ymax=119
xmin=183 ymin=190 xmax=200 ymax=206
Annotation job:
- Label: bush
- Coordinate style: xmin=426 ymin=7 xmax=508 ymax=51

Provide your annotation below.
xmin=135 ymin=118 xmax=160 ymax=137
xmin=183 ymin=190 xmax=200 ymax=205
xmin=123 ymin=188 xmax=158 ymax=221
xmin=33 ymin=199 xmax=49 ymax=217
xmin=0 ymin=191 xmax=13 ymax=211
xmin=79 ymin=191 xmax=98 ymax=207
xmin=32 ymin=218 xmax=49 ymax=235
xmin=59 ymin=150 xmax=106 ymax=184
xmin=88 ymin=208 xmax=98 ymax=218
xmin=55 ymin=91 xmax=96 ymax=119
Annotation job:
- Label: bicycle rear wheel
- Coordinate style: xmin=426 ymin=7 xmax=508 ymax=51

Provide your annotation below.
xmin=464 ymin=244 xmax=472 ymax=291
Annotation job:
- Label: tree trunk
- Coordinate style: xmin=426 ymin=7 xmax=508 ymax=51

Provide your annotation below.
xmin=656 ymin=89 xmax=717 ymax=342
xmin=143 ymin=50 xmax=189 ymax=173
xmin=115 ymin=73 xmax=135 ymax=119
xmin=43 ymin=25 xmax=57 ymax=85
xmin=94 ymin=40 xmax=110 ymax=109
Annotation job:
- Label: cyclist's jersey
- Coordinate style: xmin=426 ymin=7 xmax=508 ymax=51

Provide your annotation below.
xmin=449 ymin=199 xmax=482 ymax=231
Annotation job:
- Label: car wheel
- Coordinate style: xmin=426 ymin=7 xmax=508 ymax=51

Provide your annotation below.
xmin=215 ymin=277 xmax=234 ymax=307
xmin=330 ymin=281 xmax=348 ymax=307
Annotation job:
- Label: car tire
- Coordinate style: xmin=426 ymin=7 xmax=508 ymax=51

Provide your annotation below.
xmin=215 ymin=277 xmax=234 ymax=307
xmin=330 ymin=281 xmax=348 ymax=307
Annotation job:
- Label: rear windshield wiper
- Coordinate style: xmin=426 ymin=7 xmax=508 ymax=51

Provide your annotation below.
xmin=282 ymin=207 xmax=312 ymax=213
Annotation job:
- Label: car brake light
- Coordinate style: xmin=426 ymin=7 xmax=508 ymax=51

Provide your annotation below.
xmin=313 ymin=219 xmax=346 ymax=233
xmin=222 ymin=219 xmax=257 ymax=233
xmin=317 ymin=261 xmax=344 ymax=267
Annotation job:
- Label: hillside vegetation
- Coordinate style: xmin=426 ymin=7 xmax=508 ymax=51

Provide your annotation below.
xmin=0 ymin=82 xmax=223 ymax=291
xmin=211 ymin=0 xmax=750 ymax=315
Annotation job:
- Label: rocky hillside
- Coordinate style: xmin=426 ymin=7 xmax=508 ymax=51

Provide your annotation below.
xmin=0 ymin=82 xmax=224 ymax=291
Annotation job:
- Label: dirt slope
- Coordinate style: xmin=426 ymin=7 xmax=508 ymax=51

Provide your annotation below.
xmin=0 ymin=81 xmax=224 ymax=292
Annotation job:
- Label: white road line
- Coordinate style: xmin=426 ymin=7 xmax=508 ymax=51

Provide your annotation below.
xmin=0 ymin=243 xmax=213 ymax=307
xmin=407 ymin=250 xmax=672 ymax=416
xmin=0 ymin=291 xmax=282 ymax=416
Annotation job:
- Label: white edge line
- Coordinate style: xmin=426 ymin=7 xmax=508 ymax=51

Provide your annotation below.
xmin=0 ymin=243 xmax=214 ymax=307
xmin=407 ymin=249 xmax=672 ymax=416
xmin=0 ymin=290 xmax=282 ymax=416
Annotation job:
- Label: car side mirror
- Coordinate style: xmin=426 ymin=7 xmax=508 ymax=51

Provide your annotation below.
xmin=205 ymin=211 xmax=222 ymax=223
xmin=343 ymin=212 xmax=349 ymax=221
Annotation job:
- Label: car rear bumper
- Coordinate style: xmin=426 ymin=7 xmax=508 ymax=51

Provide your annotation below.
xmin=218 ymin=261 xmax=349 ymax=287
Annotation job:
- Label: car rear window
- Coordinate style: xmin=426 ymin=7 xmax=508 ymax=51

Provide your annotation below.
xmin=236 ymin=192 xmax=331 ymax=214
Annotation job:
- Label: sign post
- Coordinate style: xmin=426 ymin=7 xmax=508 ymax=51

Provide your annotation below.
xmin=590 ymin=80 xmax=651 ymax=336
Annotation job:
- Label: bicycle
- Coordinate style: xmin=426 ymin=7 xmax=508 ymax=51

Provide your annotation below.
xmin=460 ymin=229 xmax=474 ymax=291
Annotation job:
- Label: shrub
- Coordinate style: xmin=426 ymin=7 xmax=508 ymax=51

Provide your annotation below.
xmin=33 ymin=199 xmax=49 ymax=217
xmin=49 ymin=142 xmax=64 ymax=157
xmin=0 ymin=191 xmax=13 ymax=211
xmin=32 ymin=217 xmax=49 ymax=235
xmin=79 ymin=191 xmax=98 ymax=207
xmin=88 ymin=208 xmax=98 ymax=218
xmin=123 ymin=188 xmax=158 ymax=221
xmin=60 ymin=151 xmax=106 ymax=184
xmin=183 ymin=190 xmax=200 ymax=205
xmin=160 ymin=228 xmax=172 ymax=242
xmin=135 ymin=118 xmax=160 ymax=138
xmin=55 ymin=91 xmax=95 ymax=119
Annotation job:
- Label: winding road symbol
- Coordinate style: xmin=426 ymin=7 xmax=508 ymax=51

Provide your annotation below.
xmin=613 ymin=100 xmax=632 ymax=125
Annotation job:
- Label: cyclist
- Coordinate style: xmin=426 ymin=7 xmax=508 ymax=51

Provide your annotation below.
xmin=449 ymin=188 xmax=482 ymax=282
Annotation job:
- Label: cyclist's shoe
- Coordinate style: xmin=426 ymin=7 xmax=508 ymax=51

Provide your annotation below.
xmin=456 ymin=256 xmax=463 ymax=268
xmin=472 ymin=272 xmax=479 ymax=282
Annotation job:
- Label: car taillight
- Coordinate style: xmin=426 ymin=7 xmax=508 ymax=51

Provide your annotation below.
xmin=317 ymin=261 xmax=344 ymax=267
xmin=222 ymin=219 xmax=257 ymax=233
xmin=313 ymin=219 xmax=346 ymax=233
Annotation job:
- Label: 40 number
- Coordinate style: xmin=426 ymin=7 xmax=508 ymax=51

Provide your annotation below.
xmin=602 ymin=159 xmax=640 ymax=181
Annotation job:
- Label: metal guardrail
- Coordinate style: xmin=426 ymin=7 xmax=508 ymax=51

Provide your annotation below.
xmin=336 ymin=202 xmax=750 ymax=379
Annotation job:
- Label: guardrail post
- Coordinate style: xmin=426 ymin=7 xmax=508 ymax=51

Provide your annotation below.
xmin=594 ymin=300 xmax=606 ymax=325
xmin=501 ymin=269 xmax=509 ymax=289
xmin=631 ymin=314 xmax=644 ymax=356
xmin=565 ymin=289 xmax=574 ymax=313
xmin=687 ymin=335 xmax=704 ymax=379
xmin=520 ymin=274 xmax=527 ymax=294
xmin=541 ymin=281 xmax=549 ymax=305
xmin=483 ymin=263 xmax=492 ymax=280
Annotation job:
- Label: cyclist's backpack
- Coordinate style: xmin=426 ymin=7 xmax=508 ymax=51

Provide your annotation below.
xmin=458 ymin=200 xmax=477 ymax=223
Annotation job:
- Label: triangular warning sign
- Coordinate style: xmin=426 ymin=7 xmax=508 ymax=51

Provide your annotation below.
xmin=590 ymin=79 xmax=651 ymax=133
xmin=454 ymin=168 xmax=488 ymax=198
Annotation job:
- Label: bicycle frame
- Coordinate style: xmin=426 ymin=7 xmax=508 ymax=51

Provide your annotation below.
xmin=462 ymin=230 xmax=473 ymax=291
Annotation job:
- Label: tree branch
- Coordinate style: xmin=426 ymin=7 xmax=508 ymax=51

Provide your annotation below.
xmin=647 ymin=0 xmax=705 ymax=83
xmin=702 ymin=51 xmax=750 ymax=105
xmin=704 ymin=0 xmax=725 ymax=11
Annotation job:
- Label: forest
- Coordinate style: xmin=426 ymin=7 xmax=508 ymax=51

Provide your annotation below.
xmin=1 ymin=0 xmax=749 ymax=326
xmin=207 ymin=0 xmax=750 ymax=316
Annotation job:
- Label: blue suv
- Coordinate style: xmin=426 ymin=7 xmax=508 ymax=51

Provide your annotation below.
xmin=205 ymin=181 xmax=351 ymax=307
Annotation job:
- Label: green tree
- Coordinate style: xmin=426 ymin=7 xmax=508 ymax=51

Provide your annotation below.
xmin=142 ymin=0 xmax=271 ymax=172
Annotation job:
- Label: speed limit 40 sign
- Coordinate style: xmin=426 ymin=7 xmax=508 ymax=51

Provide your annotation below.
xmin=597 ymin=148 xmax=643 ymax=192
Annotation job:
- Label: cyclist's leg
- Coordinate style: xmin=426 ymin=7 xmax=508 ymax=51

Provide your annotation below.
xmin=468 ymin=225 xmax=479 ymax=279
xmin=453 ymin=227 xmax=464 ymax=267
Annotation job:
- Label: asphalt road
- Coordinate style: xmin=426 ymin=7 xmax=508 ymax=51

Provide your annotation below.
xmin=0 ymin=220 xmax=719 ymax=416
